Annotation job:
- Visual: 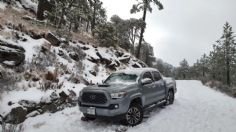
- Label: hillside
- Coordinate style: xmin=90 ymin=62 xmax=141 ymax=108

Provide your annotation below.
xmin=0 ymin=1 xmax=147 ymax=129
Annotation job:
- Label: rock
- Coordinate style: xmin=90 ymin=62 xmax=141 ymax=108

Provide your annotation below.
xmin=81 ymin=46 xmax=90 ymax=50
xmin=0 ymin=40 xmax=25 ymax=66
xmin=8 ymin=101 xmax=14 ymax=106
xmin=41 ymin=42 xmax=51 ymax=53
xmin=69 ymin=52 xmax=79 ymax=61
xmin=138 ymin=61 xmax=147 ymax=67
xmin=26 ymin=110 xmax=41 ymax=118
xmin=89 ymin=70 xmax=97 ymax=76
xmin=68 ymin=90 xmax=77 ymax=99
xmin=102 ymin=58 xmax=112 ymax=65
xmin=78 ymin=40 xmax=86 ymax=45
xmin=42 ymin=103 xmax=57 ymax=113
xmin=18 ymin=100 xmax=37 ymax=113
xmin=106 ymin=61 xmax=118 ymax=71
xmin=58 ymin=50 xmax=64 ymax=56
xmin=115 ymin=60 xmax=120 ymax=67
xmin=45 ymin=32 xmax=61 ymax=46
xmin=4 ymin=107 xmax=27 ymax=124
xmin=132 ymin=63 xmax=141 ymax=68
xmin=87 ymin=57 xmax=99 ymax=63
xmin=27 ymin=30 xmax=45 ymax=39
xmin=82 ymin=78 xmax=90 ymax=85
xmin=50 ymin=92 xmax=59 ymax=101
xmin=119 ymin=56 xmax=130 ymax=64
xmin=59 ymin=91 xmax=68 ymax=101
xmin=115 ymin=51 xmax=124 ymax=57
xmin=96 ymin=51 xmax=103 ymax=59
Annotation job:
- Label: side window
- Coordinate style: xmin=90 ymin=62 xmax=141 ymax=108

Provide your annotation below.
xmin=153 ymin=71 xmax=162 ymax=81
xmin=142 ymin=72 xmax=153 ymax=81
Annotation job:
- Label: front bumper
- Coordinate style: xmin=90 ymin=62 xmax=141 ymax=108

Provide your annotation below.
xmin=78 ymin=96 xmax=130 ymax=117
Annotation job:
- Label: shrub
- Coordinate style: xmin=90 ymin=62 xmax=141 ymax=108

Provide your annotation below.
xmin=1 ymin=123 xmax=24 ymax=132
xmin=0 ymin=66 xmax=22 ymax=92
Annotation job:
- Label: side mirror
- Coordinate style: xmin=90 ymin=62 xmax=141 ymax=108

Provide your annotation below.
xmin=141 ymin=78 xmax=152 ymax=85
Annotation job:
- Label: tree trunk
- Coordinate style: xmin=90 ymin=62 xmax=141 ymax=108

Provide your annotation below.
xmin=91 ymin=1 xmax=97 ymax=36
xmin=57 ymin=8 xmax=65 ymax=29
xmin=226 ymin=56 xmax=230 ymax=86
xmin=136 ymin=0 xmax=147 ymax=59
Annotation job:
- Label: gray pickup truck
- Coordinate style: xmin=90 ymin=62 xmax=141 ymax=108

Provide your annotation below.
xmin=78 ymin=68 xmax=177 ymax=126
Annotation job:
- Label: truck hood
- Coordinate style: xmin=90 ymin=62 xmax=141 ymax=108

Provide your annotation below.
xmin=83 ymin=83 xmax=135 ymax=93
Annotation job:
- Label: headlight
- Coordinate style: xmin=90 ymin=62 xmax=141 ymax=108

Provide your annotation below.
xmin=110 ymin=92 xmax=127 ymax=99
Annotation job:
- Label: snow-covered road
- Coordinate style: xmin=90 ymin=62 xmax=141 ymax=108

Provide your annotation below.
xmin=22 ymin=80 xmax=236 ymax=132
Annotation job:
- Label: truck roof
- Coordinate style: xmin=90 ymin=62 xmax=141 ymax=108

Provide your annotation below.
xmin=115 ymin=68 xmax=158 ymax=76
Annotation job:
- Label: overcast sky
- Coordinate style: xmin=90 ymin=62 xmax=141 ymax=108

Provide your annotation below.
xmin=101 ymin=0 xmax=236 ymax=66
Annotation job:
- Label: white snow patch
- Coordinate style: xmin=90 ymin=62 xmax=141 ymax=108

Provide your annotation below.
xmin=0 ymin=1 xmax=7 ymax=10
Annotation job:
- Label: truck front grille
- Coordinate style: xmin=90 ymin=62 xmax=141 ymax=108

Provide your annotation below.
xmin=81 ymin=92 xmax=107 ymax=104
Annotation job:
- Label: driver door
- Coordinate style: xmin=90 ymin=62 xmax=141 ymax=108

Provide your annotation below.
xmin=141 ymin=72 xmax=156 ymax=106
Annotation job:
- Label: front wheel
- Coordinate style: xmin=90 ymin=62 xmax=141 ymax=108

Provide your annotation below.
xmin=122 ymin=103 xmax=143 ymax=126
xmin=81 ymin=114 xmax=96 ymax=121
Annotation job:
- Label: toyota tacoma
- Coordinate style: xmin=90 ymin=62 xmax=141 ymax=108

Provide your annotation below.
xmin=78 ymin=68 xmax=177 ymax=126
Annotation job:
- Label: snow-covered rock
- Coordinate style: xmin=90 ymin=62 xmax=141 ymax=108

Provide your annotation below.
xmin=0 ymin=39 xmax=25 ymax=66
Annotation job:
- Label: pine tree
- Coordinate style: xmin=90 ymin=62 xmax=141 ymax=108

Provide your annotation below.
xmin=216 ymin=22 xmax=236 ymax=86
xmin=130 ymin=0 xmax=163 ymax=59
xmin=178 ymin=59 xmax=189 ymax=79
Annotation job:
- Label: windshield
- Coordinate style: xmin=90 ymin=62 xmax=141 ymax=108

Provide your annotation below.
xmin=104 ymin=73 xmax=138 ymax=84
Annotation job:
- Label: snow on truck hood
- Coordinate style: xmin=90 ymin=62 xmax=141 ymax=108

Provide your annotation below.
xmin=83 ymin=83 xmax=135 ymax=92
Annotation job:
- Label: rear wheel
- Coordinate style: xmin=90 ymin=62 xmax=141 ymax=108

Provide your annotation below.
xmin=165 ymin=90 xmax=175 ymax=105
xmin=122 ymin=103 xmax=143 ymax=126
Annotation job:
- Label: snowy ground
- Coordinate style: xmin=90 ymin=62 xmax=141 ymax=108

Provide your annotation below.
xmin=18 ymin=80 xmax=236 ymax=132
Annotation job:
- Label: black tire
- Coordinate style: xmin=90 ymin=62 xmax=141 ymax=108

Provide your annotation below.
xmin=165 ymin=90 xmax=175 ymax=105
xmin=122 ymin=103 xmax=143 ymax=126
xmin=81 ymin=113 xmax=96 ymax=121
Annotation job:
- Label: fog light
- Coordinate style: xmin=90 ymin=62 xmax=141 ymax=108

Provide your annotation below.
xmin=109 ymin=104 xmax=119 ymax=109
xmin=114 ymin=104 xmax=119 ymax=109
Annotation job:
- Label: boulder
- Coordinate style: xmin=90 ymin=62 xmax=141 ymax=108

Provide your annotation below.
xmin=0 ymin=40 xmax=25 ymax=66
xmin=45 ymin=32 xmax=61 ymax=46
xmin=4 ymin=107 xmax=27 ymax=124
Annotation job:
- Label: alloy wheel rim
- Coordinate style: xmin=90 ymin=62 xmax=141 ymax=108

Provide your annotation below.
xmin=126 ymin=107 xmax=141 ymax=125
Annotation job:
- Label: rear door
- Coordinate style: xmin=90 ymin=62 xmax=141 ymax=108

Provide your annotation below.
xmin=141 ymin=72 xmax=156 ymax=106
xmin=152 ymin=71 xmax=166 ymax=101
